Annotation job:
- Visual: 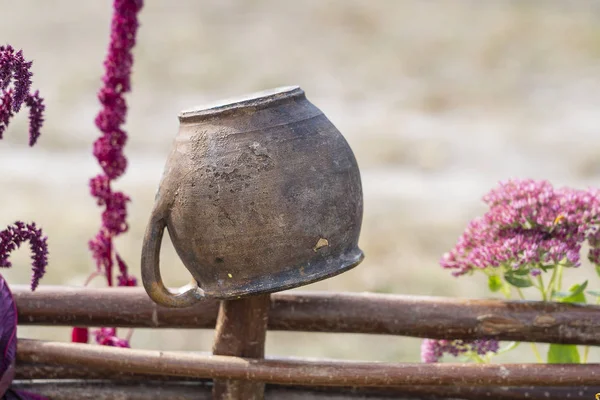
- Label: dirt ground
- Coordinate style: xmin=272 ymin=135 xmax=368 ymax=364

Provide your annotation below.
xmin=1 ymin=0 xmax=600 ymax=363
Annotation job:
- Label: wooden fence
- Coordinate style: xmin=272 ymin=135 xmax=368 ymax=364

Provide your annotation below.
xmin=11 ymin=285 xmax=600 ymax=399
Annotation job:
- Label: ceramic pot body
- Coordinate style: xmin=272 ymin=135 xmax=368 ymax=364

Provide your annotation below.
xmin=142 ymin=86 xmax=363 ymax=307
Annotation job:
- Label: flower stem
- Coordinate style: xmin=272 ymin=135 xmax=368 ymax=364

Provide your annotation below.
xmin=556 ymin=264 xmax=564 ymax=293
xmin=84 ymin=271 xmax=103 ymax=287
xmin=468 ymin=352 xmax=487 ymax=364
xmin=529 ymin=342 xmax=544 ymax=363
xmin=545 ymin=265 xmax=559 ymax=300
xmin=536 ymin=274 xmax=547 ymax=301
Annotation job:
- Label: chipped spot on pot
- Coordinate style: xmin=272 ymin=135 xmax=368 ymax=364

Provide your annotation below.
xmin=313 ymin=238 xmax=329 ymax=252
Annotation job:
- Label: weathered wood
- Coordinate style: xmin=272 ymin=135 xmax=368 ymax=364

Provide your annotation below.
xmin=6 ymin=381 xmax=415 ymax=400
xmin=11 ymin=375 xmax=600 ymax=400
xmin=13 ymin=285 xmax=600 ymax=345
xmin=15 ymin=362 xmax=198 ymax=381
xmin=13 ymin=365 xmax=600 ymax=399
xmin=16 ymin=339 xmax=600 ymax=387
xmin=212 ymin=295 xmax=270 ymax=399
xmin=10 ymin=381 xmax=211 ymax=400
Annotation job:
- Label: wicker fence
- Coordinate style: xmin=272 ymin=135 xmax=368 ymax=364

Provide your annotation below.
xmin=11 ymin=285 xmax=600 ymax=400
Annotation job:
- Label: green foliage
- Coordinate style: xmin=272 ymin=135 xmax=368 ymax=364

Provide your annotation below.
xmin=503 ymin=270 xmax=533 ymax=288
xmin=547 ymin=344 xmax=581 ymax=364
xmin=553 ymin=281 xmax=588 ymax=304
xmin=488 ymin=275 xmax=502 ymax=292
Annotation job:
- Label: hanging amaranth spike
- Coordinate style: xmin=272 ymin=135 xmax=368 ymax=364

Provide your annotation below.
xmin=73 ymin=0 xmax=143 ymax=348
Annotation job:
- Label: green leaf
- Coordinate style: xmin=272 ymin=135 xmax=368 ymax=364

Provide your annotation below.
xmin=596 ymin=265 xmax=600 ymax=279
xmin=488 ymin=275 xmax=502 ymax=292
xmin=587 ymin=290 xmax=600 ymax=298
xmin=547 ymin=344 xmax=580 ymax=364
xmin=556 ymin=281 xmax=588 ymax=304
xmin=513 ymin=268 xmax=530 ymax=276
xmin=504 ymin=271 xmax=533 ymax=288
xmin=539 ymin=264 xmax=555 ymax=273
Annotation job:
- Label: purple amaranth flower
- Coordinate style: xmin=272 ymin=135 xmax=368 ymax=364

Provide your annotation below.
xmin=0 ymin=44 xmax=49 ymax=399
xmin=71 ymin=327 xmax=89 ymax=344
xmin=24 ymin=90 xmax=44 ymax=146
xmin=0 ymin=46 xmax=44 ymax=145
xmin=0 ymin=222 xmax=48 ymax=291
xmin=88 ymin=0 xmax=142 ymax=287
xmin=421 ymin=338 xmax=500 ymax=363
xmin=0 ymin=46 xmax=32 ymax=112
xmin=80 ymin=0 xmax=143 ymax=348
xmin=94 ymin=327 xmax=130 ymax=348
xmin=442 ymin=179 xmax=600 ymax=276
xmin=88 ymin=0 xmax=142 ymax=285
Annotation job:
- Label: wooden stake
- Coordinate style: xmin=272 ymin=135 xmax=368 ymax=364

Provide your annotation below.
xmin=211 ymin=294 xmax=270 ymax=400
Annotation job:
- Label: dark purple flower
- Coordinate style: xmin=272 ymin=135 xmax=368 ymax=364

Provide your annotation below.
xmin=0 ymin=90 xmax=13 ymax=138
xmin=0 ymin=46 xmax=44 ymax=141
xmin=24 ymin=91 xmax=44 ymax=146
xmin=116 ymin=253 xmax=136 ymax=287
xmin=0 ymin=276 xmax=17 ymax=396
xmin=89 ymin=230 xmax=113 ymax=286
xmin=0 ymin=271 xmax=49 ymax=399
xmin=0 ymin=222 xmax=48 ymax=291
xmin=0 ymin=44 xmax=49 ymax=400
xmin=421 ymin=338 xmax=499 ymax=363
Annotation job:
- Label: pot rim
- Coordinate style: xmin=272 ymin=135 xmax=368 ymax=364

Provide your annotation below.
xmin=178 ymin=86 xmax=305 ymax=123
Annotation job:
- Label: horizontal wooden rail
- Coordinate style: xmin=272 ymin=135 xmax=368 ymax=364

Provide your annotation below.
xmin=11 ymin=379 xmax=600 ymax=400
xmin=16 ymin=340 xmax=600 ymax=387
xmin=14 ymin=363 xmax=600 ymax=399
xmin=13 ymin=285 xmax=600 ymax=345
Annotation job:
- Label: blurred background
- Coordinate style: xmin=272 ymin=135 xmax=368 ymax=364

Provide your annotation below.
xmin=1 ymin=0 xmax=600 ymax=363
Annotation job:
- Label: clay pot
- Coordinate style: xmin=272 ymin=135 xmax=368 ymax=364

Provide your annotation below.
xmin=141 ymin=86 xmax=363 ymax=307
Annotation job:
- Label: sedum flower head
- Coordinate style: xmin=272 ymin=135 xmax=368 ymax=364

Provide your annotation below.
xmin=441 ymin=179 xmax=600 ymax=276
xmin=421 ymin=338 xmax=500 ymax=363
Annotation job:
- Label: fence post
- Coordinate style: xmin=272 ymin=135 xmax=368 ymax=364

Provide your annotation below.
xmin=212 ymin=294 xmax=270 ymax=400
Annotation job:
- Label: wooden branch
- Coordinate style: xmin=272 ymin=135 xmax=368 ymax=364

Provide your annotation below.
xmin=14 ymin=363 xmax=600 ymax=399
xmin=16 ymin=340 xmax=600 ymax=387
xmin=14 ymin=285 xmax=600 ymax=345
xmin=212 ymin=295 xmax=270 ymax=399
xmin=10 ymin=380 xmax=212 ymax=400
xmin=12 ymin=380 xmax=600 ymax=400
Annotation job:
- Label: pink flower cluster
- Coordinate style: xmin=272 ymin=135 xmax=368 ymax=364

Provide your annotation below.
xmin=421 ymin=338 xmax=499 ymax=363
xmin=0 ymin=45 xmax=45 ymax=146
xmin=74 ymin=0 xmax=143 ymax=348
xmin=441 ymin=179 xmax=600 ymax=276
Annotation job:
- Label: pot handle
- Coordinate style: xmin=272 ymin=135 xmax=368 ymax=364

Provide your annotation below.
xmin=141 ymin=212 xmax=206 ymax=308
